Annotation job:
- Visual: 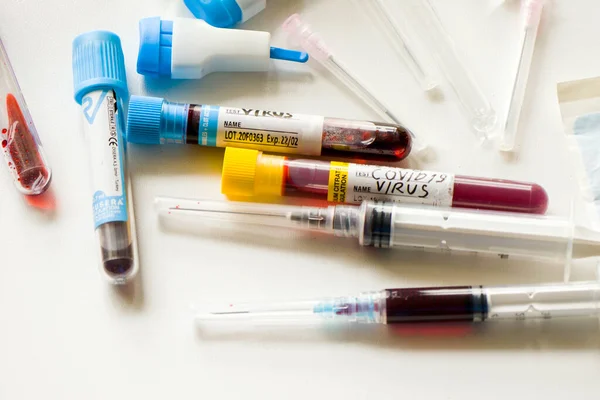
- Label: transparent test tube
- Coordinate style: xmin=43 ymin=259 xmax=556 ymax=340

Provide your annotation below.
xmin=396 ymin=0 xmax=497 ymax=138
xmin=499 ymin=0 xmax=545 ymax=152
xmin=127 ymin=95 xmax=413 ymax=162
xmin=195 ymin=282 xmax=600 ymax=328
xmin=358 ymin=0 xmax=438 ymax=92
xmin=155 ymin=198 xmax=600 ymax=264
xmin=0 ymin=37 xmax=51 ymax=195
xmin=220 ymin=147 xmax=549 ymax=214
xmin=282 ymin=14 xmax=428 ymax=155
xmin=72 ymin=32 xmax=138 ymax=284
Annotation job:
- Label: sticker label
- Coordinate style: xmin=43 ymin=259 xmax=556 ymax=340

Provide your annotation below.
xmin=190 ymin=106 xmax=325 ymax=155
xmin=82 ymin=90 xmax=128 ymax=229
xmin=327 ymin=162 xmax=349 ymax=203
xmin=328 ymin=163 xmax=454 ymax=206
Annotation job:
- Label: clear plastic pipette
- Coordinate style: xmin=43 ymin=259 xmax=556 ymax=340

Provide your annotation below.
xmin=282 ymin=14 xmax=428 ymax=155
xmin=396 ymin=0 xmax=497 ymax=138
xmin=195 ymin=281 xmax=600 ymax=327
xmin=359 ymin=0 xmax=438 ymax=92
xmin=156 ymin=198 xmax=600 ymax=264
xmin=499 ymin=0 xmax=545 ymax=152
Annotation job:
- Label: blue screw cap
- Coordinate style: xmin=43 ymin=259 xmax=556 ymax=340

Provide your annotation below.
xmin=127 ymin=96 xmax=189 ymax=144
xmin=137 ymin=17 xmax=174 ymax=78
xmin=72 ymin=31 xmax=128 ymax=104
xmin=127 ymin=96 xmax=164 ymax=144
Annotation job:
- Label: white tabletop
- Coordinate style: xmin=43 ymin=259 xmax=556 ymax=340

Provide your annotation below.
xmin=2 ymin=0 xmax=600 ymax=398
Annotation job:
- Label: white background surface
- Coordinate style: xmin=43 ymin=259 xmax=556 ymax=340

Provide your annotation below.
xmin=2 ymin=0 xmax=600 ymax=398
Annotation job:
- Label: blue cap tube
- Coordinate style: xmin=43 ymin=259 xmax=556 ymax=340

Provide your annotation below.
xmin=72 ymin=31 xmax=138 ymax=284
xmin=127 ymin=96 xmax=189 ymax=144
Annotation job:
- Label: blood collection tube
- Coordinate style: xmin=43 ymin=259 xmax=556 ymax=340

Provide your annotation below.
xmin=221 ymin=148 xmax=549 ymax=214
xmin=196 ymin=281 xmax=600 ymax=328
xmin=0 ymin=37 xmax=51 ymax=195
xmin=126 ymin=95 xmax=412 ymax=162
xmin=72 ymin=31 xmax=138 ymax=284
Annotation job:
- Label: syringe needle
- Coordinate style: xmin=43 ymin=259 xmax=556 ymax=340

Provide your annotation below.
xmin=167 ymin=207 xmax=286 ymax=219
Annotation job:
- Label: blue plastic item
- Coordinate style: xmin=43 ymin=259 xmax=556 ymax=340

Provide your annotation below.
xmin=183 ymin=0 xmax=244 ymax=28
xmin=127 ymin=96 xmax=188 ymax=144
xmin=72 ymin=31 xmax=129 ymax=104
xmin=137 ymin=17 xmax=173 ymax=78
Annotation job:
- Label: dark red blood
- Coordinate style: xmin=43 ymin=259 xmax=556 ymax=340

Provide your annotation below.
xmin=284 ymin=159 xmax=330 ymax=199
xmin=385 ymin=286 xmax=481 ymax=323
xmin=321 ymin=118 xmax=412 ymax=162
xmin=1 ymin=140 xmax=6 ymax=148
xmin=5 ymin=94 xmax=50 ymax=193
xmin=453 ymin=176 xmax=548 ymax=214
xmin=390 ymin=323 xmax=473 ymax=337
xmin=283 ymin=158 xmax=548 ymax=214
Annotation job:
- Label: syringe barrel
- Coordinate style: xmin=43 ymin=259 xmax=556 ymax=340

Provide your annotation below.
xmin=359 ymin=202 xmax=572 ymax=261
xmin=383 ymin=282 xmax=600 ymax=324
xmin=484 ymin=282 xmax=600 ymax=320
xmin=73 ymin=32 xmax=138 ymax=284
xmin=126 ymin=96 xmax=412 ymax=162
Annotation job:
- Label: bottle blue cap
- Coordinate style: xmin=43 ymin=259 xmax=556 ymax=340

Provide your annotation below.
xmin=127 ymin=96 xmax=189 ymax=144
xmin=183 ymin=0 xmax=243 ymax=28
xmin=72 ymin=31 xmax=129 ymax=104
xmin=137 ymin=17 xmax=173 ymax=78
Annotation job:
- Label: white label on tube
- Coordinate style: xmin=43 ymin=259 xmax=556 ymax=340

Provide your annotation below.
xmin=81 ymin=90 xmax=128 ymax=229
xmin=328 ymin=163 xmax=454 ymax=206
xmin=200 ymin=106 xmax=324 ymax=155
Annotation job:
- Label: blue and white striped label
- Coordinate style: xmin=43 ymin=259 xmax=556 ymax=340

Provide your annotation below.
xmin=199 ymin=105 xmax=220 ymax=147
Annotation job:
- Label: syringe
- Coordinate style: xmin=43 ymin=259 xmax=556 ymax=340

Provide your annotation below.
xmin=281 ymin=14 xmax=428 ymax=155
xmin=499 ymin=0 xmax=545 ymax=152
xmin=155 ymin=198 xmax=600 ymax=264
xmin=196 ymin=281 xmax=600 ymax=327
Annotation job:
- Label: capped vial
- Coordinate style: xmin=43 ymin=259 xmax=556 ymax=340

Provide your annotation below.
xmin=127 ymin=95 xmax=413 ymax=161
xmin=0 ymin=37 xmax=51 ymax=195
xmin=72 ymin=31 xmax=138 ymax=284
xmin=220 ymin=147 xmax=549 ymax=214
